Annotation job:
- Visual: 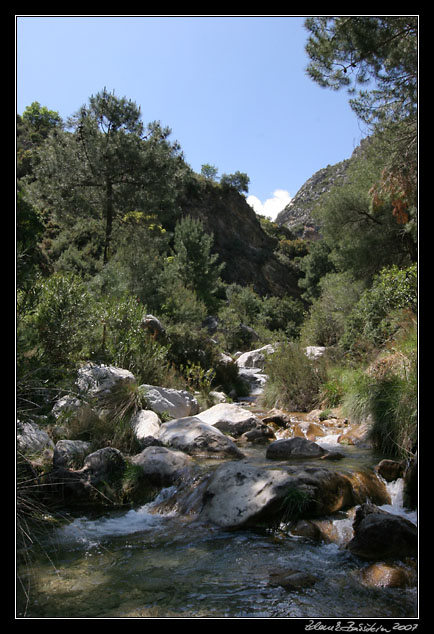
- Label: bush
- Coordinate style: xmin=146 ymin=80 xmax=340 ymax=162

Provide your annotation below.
xmin=341 ymin=320 xmax=417 ymax=458
xmin=300 ymin=272 xmax=364 ymax=347
xmin=98 ymin=295 xmax=174 ymax=386
xmin=18 ymin=272 xmax=95 ymax=370
xmin=340 ymin=263 xmax=417 ymax=354
xmin=259 ymin=342 xmax=326 ymax=411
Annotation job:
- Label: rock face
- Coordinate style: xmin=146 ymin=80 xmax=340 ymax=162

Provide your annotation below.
xmin=275 ymin=159 xmax=351 ymax=239
xmin=346 ymin=503 xmax=418 ymax=560
xmin=157 ymin=416 xmax=244 ymax=459
xmin=184 ymin=183 xmax=301 ymax=297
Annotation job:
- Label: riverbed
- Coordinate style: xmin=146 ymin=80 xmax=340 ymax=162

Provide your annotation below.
xmin=17 ymin=408 xmax=418 ymax=619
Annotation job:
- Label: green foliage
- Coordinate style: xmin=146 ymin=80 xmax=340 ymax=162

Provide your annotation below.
xmin=298 ymin=239 xmax=335 ymax=302
xmin=305 ymin=17 xmax=418 ymax=129
xmin=220 ymin=171 xmax=250 ymax=194
xmin=300 ymin=272 xmax=364 ymax=347
xmin=260 ymin=343 xmax=326 ymax=412
xmin=16 ymin=77 xmax=418 ymax=471
xmin=25 ymin=89 xmax=189 ymax=272
xmin=220 ymin=284 xmax=305 ymax=348
xmin=96 ymin=295 xmax=172 ymax=386
xmin=201 ymin=164 xmax=218 ymax=181
xmin=22 ymin=101 xmax=62 ymax=132
xmin=314 ymin=145 xmax=415 ymax=285
xmin=170 ymin=216 xmax=225 ymax=312
xmin=340 ymin=263 xmax=417 ymax=354
xmin=18 ymin=272 xmax=95 ymax=370
xmin=279 ymin=487 xmax=314 ymax=524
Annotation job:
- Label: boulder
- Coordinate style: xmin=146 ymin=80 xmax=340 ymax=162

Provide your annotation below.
xmin=239 ymin=425 xmax=275 ymax=444
xmin=346 ymin=503 xmax=418 ymax=560
xmin=53 ymin=439 xmax=92 ymax=469
xmin=130 ymin=409 xmax=161 ymax=446
xmin=375 ymin=459 xmax=405 ymax=482
xmin=360 ymin=562 xmax=417 ymax=589
xmin=80 ymin=447 xmax=126 ymax=485
xmin=208 ymin=391 xmax=228 ymax=404
xmin=304 ymin=346 xmax=326 ymax=360
xmin=140 ymin=385 xmax=199 ymax=419
xmin=196 ymin=403 xmax=264 ymax=437
xmin=197 ymin=462 xmax=391 ymax=530
xmin=48 ymin=446 xmax=127 ymax=506
xmin=132 ymin=446 xmax=194 ymax=486
xmin=17 ymin=420 xmax=55 ymax=455
xmin=266 ymin=437 xmax=326 ymax=460
xmin=140 ymin=314 xmax=166 ymax=337
xmin=51 ymin=394 xmax=82 ymax=420
xmin=268 ymin=569 xmax=317 ymax=590
xmin=236 ymin=344 xmax=276 ymax=370
xmin=198 ymin=461 xmax=294 ymax=528
xmin=338 ymin=421 xmax=372 ymax=447
xmin=197 ymin=462 xmax=383 ymax=529
xmin=76 ymin=363 xmax=135 ymax=398
xmin=262 ymin=409 xmax=292 ymax=428
xmin=157 ymin=416 xmax=244 ymax=459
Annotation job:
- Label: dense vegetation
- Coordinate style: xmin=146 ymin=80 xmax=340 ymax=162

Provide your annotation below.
xmin=17 ymin=17 xmax=417 ymax=474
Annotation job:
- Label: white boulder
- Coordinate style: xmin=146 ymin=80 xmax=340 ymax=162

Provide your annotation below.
xmin=157 ymin=416 xmax=244 ymax=459
xmin=236 ymin=344 xmax=276 ymax=370
xmin=140 ymin=385 xmax=199 ymax=419
xmin=130 ymin=409 xmax=161 ymax=446
xmin=196 ymin=402 xmax=264 ymax=437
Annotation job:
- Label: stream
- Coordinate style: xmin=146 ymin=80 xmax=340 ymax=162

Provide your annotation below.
xmin=17 ymin=393 xmax=418 ymax=619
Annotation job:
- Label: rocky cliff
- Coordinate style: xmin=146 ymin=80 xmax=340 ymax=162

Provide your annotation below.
xmin=180 ymin=182 xmax=301 ymax=298
xmin=275 ymin=160 xmax=350 ymax=239
xmin=275 ymin=141 xmax=367 ymax=239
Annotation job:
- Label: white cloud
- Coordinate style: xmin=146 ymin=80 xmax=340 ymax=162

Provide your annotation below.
xmin=247 ymin=189 xmax=291 ymax=220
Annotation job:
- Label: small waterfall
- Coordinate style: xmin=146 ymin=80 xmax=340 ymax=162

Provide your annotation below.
xmin=55 ymin=486 xmax=179 ymax=547
xmin=380 ymin=477 xmax=418 ymax=525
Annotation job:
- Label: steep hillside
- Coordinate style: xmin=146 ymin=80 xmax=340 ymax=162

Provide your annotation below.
xmin=275 ymin=160 xmax=350 ymax=239
xmin=275 ymin=141 xmax=367 ymax=239
xmin=180 ymin=182 xmax=302 ymax=298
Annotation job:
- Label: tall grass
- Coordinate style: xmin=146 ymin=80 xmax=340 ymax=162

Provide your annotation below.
xmin=340 ymin=320 xmax=417 ymax=459
xmin=259 ymin=343 xmax=326 ymax=412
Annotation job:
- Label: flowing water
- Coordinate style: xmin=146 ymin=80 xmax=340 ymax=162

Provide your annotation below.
xmin=17 ymin=402 xmax=418 ymax=619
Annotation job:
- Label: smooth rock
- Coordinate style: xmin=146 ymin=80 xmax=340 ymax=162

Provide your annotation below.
xmin=266 ymin=437 xmax=326 ymax=460
xmin=132 ymin=445 xmax=194 ymax=485
xmin=140 ymin=385 xmax=199 ymax=419
xmin=158 ymin=416 xmax=244 ymax=459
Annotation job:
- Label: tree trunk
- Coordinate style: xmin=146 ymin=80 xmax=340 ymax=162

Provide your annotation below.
xmin=103 ymin=180 xmax=113 ymax=265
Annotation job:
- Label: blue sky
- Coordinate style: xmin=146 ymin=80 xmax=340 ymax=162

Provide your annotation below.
xmin=16 ymin=15 xmax=368 ymax=219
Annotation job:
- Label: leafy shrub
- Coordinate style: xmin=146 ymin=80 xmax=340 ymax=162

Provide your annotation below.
xmin=340 ymin=263 xmax=417 ymax=354
xmin=300 ymin=272 xmax=364 ymax=347
xmin=98 ymin=294 xmax=174 ymax=386
xmin=260 ymin=342 xmax=326 ymax=411
xmin=18 ymin=272 xmax=95 ymax=370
